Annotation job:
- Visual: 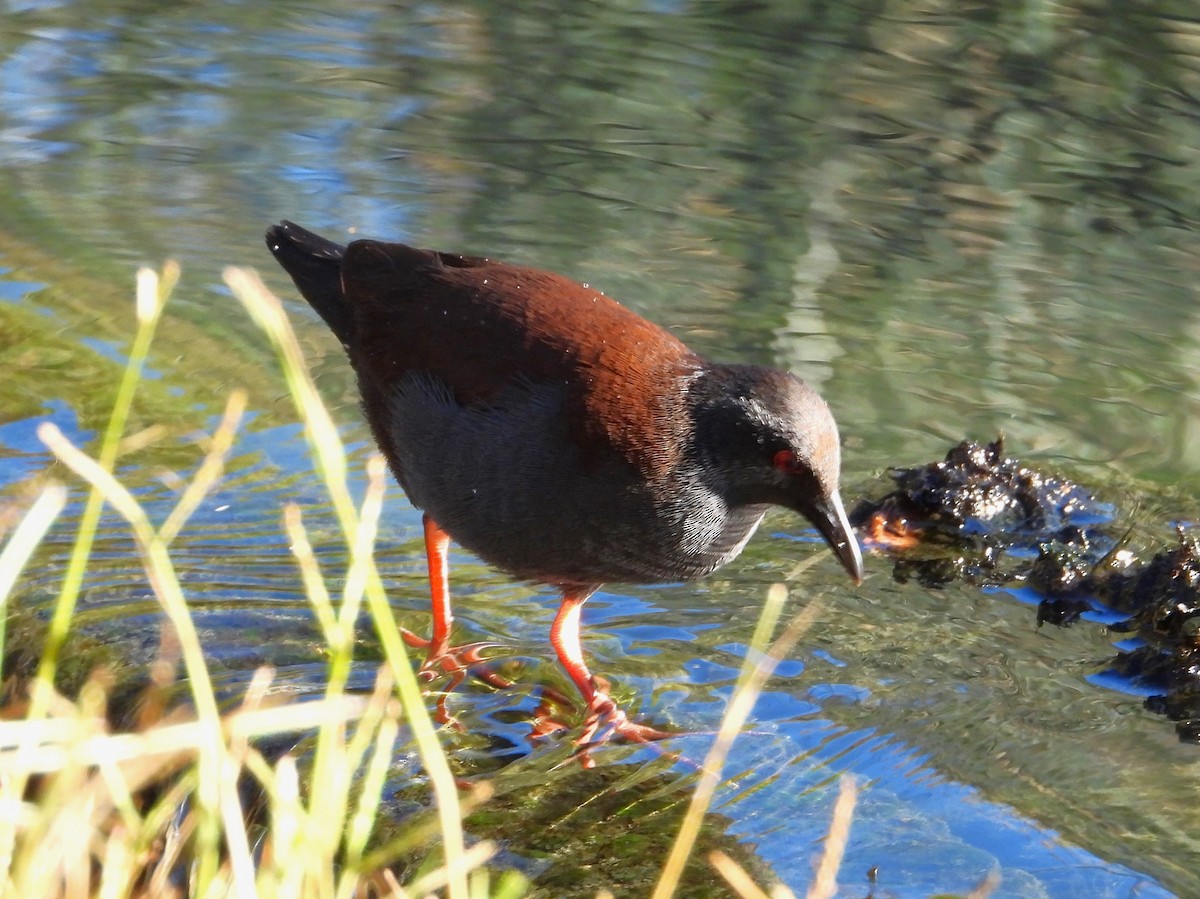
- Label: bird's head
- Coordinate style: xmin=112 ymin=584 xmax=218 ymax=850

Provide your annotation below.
xmin=688 ymin=365 xmax=863 ymax=583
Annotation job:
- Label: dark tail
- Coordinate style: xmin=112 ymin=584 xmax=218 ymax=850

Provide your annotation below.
xmin=265 ymin=221 xmax=353 ymax=344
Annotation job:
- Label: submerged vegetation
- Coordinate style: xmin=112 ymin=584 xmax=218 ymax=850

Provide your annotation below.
xmin=855 ymin=437 xmax=1200 ymax=743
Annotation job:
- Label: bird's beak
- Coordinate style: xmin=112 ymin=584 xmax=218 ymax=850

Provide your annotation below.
xmin=805 ymin=490 xmax=864 ymax=585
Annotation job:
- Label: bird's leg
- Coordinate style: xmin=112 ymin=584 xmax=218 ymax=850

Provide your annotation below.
xmin=401 ymin=515 xmax=512 ymax=703
xmin=547 ymin=589 xmax=672 ymax=766
xmin=417 ymin=513 xmax=453 ymax=662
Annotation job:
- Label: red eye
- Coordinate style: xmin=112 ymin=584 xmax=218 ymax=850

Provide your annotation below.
xmin=773 ymin=449 xmax=800 ymax=473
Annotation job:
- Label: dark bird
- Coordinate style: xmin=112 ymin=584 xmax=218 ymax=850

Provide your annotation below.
xmin=265 ymin=221 xmax=863 ymax=755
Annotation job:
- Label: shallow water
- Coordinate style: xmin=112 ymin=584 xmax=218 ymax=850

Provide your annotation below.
xmin=3 ymin=1 xmax=1200 ymax=895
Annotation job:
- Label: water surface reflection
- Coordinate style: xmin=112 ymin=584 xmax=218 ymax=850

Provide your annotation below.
xmin=3 ymin=1 xmax=1200 ymax=894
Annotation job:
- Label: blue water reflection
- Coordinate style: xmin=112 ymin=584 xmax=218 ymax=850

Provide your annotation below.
xmin=3 ymin=0 xmax=1199 ymax=892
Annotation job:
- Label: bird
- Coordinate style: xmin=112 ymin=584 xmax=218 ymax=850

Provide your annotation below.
xmin=265 ymin=220 xmax=863 ymax=757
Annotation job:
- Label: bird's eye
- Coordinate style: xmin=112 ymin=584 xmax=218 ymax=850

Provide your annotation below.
xmin=773 ymin=449 xmax=802 ymax=474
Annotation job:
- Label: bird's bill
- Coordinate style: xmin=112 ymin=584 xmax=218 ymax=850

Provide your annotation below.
xmin=806 ymin=490 xmax=864 ymax=584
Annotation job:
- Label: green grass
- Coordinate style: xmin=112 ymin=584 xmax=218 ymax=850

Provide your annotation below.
xmin=0 ymin=264 xmax=988 ymax=898
xmin=0 ymin=265 xmax=508 ymax=898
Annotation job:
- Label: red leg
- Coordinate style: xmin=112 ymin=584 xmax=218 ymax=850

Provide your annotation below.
xmin=400 ymin=515 xmax=512 ymax=706
xmin=423 ymin=514 xmax=453 ymax=654
xmin=549 ymin=588 xmax=671 ymax=766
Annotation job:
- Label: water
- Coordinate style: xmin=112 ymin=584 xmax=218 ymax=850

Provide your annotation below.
xmin=3 ymin=1 xmax=1200 ymax=895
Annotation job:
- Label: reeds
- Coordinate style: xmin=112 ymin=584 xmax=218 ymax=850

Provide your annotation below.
xmin=0 ymin=265 xmax=513 ymax=898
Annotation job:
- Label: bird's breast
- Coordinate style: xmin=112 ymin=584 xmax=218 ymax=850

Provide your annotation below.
xmin=370 ymin=372 xmax=764 ymax=587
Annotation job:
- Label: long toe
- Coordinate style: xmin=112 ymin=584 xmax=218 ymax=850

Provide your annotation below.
xmin=401 ymin=629 xmax=515 ymax=690
xmin=571 ymin=692 xmax=675 ymax=768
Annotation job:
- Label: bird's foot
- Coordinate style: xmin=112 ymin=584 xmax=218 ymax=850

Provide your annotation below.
xmin=400 ymin=628 xmax=512 ymax=687
xmin=399 ymin=629 xmax=514 ymax=727
xmin=530 ymin=680 xmax=673 ymax=768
